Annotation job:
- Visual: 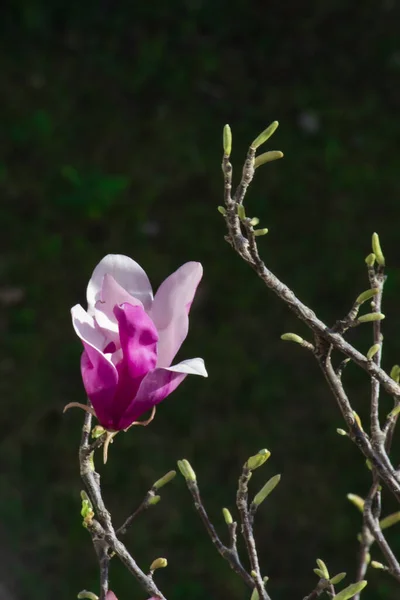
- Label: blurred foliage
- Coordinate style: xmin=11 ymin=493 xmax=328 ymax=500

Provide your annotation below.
xmin=1 ymin=1 xmax=400 ymax=599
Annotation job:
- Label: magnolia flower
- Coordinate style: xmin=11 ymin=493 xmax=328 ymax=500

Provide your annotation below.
xmin=71 ymin=255 xmax=207 ymax=431
xmin=105 ymin=594 xmax=118 ymax=600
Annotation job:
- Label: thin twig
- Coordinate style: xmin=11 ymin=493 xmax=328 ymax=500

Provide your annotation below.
xmin=116 ymin=489 xmax=159 ymax=537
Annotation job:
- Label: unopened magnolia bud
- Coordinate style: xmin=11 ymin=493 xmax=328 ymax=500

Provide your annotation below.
xmin=153 ymin=470 xmax=176 ymax=490
xmin=365 ymin=253 xmax=376 ymax=266
xmin=332 ymin=581 xmax=367 ymax=600
xmin=281 ymin=333 xmax=304 ymax=344
xmin=254 ymin=151 xmax=284 ymax=168
xmin=329 ymin=572 xmax=346 ymax=585
xmin=379 ymin=512 xmax=400 ymax=530
xmin=347 ymin=493 xmax=364 ymax=512
xmin=336 ymin=428 xmax=347 ymax=436
xmin=150 ymin=557 xmax=168 ymax=571
xmin=355 ymin=288 xmax=379 ymax=305
xmin=367 ymin=344 xmax=381 ymax=360
xmin=371 ymin=561 xmax=385 ymax=570
xmin=372 ymin=232 xmax=385 ymax=266
xmin=249 ymin=217 xmax=260 ymax=226
xmin=352 ymin=411 xmax=364 ymax=431
xmin=222 ymin=507 xmax=233 ymax=525
xmin=77 ymin=592 xmax=99 ymax=600
xmin=253 ymin=474 xmax=281 ymax=506
xmin=237 ymin=204 xmax=246 ymax=220
xmin=217 ymin=205 xmax=227 ymax=216
xmin=254 ymin=228 xmax=269 ymax=237
xmin=390 ymin=365 xmax=400 ymax=382
xmin=316 ymin=559 xmax=329 ymax=580
xmin=91 ymin=425 xmax=106 ymax=439
xmin=223 ymin=124 xmax=232 ymax=157
xmin=148 ymin=495 xmax=161 ymax=506
xmin=177 ymin=459 xmax=196 ymax=482
xmin=357 ymin=312 xmax=385 ymax=323
xmin=246 ymin=449 xmax=271 ymax=471
xmin=251 ymin=121 xmax=279 ymax=149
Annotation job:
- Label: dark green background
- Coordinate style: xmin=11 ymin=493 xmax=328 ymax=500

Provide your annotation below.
xmin=1 ymin=1 xmax=400 ymax=599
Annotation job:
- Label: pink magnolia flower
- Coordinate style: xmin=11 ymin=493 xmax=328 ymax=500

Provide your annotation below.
xmin=105 ymin=593 xmax=118 ymax=600
xmin=71 ymin=255 xmax=207 ymax=431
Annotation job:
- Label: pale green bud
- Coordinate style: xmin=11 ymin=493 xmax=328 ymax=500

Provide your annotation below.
xmin=246 ymin=449 xmax=271 ymax=471
xmin=217 ymin=205 xmax=227 ymax=216
xmin=177 ymin=459 xmax=197 ymax=482
xmin=253 ymin=474 xmax=281 ymax=506
xmin=366 ymin=459 xmax=373 ymax=471
xmin=313 ymin=568 xmax=326 ymax=579
xmin=347 ymin=493 xmax=364 ymax=512
xmin=390 ymin=365 xmax=400 ymax=382
xmin=367 ymin=344 xmax=380 ymax=360
xmin=388 ymin=403 xmax=400 ymax=419
xmin=254 ymin=228 xmax=269 ymax=237
xmin=223 ymin=124 xmax=232 ymax=157
xmin=281 ymin=333 xmax=304 ymax=344
xmin=330 ymin=573 xmax=346 ymax=585
xmin=316 ymin=559 xmax=329 ymax=580
xmin=249 ymin=217 xmax=260 ymax=226
xmin=153 ymin=470 xmax=176 ymax=490
xmin=237 ymin=204 xmax=246 ymax=220
xmin=250 ymin=587 xmax=259 ymax=600
xmin=372 ymin=232 xmax=385 ymax=266
xmin=332 ymin=581 xmax=367 ymax=600
xmin=148 ymin=495 xmax=161 ymax=506
xmin=357 ymin=312 xmax=385 ymax=323
xmin=150 ymin=557 xmax=168 ymax=571
xmin=336 ymin=428 xmax=347 ymax=436
xmin=254 ymin=151 xmax=284 ymax=168
xmin=251 ymin=121 xmax=279 ymax=149
xmin=77 ymin=592 xmax=99 ymax=600
xmin=379 ymin=511 xmax=400 ymax=530
xmin=355 ymin=288 xmax=379 ymax=305
xmin=365 ymin=253 xmax=376 ymax=266
xmin=222 ymin=507 xmax=233 ymax=525
xmin=91 ymin=425 xmax=106 ymax=439
xmin=352 ymin=411 xmax=364 ymax=431
xmin=371 ymin=561 xmax=385 ymax=569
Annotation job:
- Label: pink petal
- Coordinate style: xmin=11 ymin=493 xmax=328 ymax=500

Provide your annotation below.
xmin=105 ymin=593 xmax=118 ymax=600
xmin=86 ymin=254 xmax=153 ymax=315
xmin=150 ymin=262 xmax=203 ymax=367
xmin=71 ymin=305 xmax=119 ymax=429
xmin=117 ymin=357 xmax=207 ymax=429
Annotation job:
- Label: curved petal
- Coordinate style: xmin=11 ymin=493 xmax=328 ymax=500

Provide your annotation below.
xmin=71 ymin=305 xmax=119 ymax=429
xmin=86 ymin=254 xmax=153 ymax=315
xmin=150 ymin=262 xmax=203 ymax=367
xmin=117 ymin=357 xmax=207 ymax=429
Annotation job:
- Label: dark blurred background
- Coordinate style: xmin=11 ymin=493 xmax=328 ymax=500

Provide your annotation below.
xmin=1 ymin=1 xmax=400 ymax=599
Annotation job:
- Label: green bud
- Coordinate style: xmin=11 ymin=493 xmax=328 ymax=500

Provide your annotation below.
xmin=281 ymin=333 xmax=304 ymax=344
xmin=371 ymin=561 xmax=385 ymax=570
xmin=254 ymin=228 xmax=269 ymax=237
xmin=347 ymin=493 xmax=364 ymax=513
xmin=336 ymin=428 xmax=347 ymax=436
xmin=357 ymin=312 xmax=385 ymax=323
xmin=223 ymin=124 xmax=232 ymax=157
xmin=253 ymin=474 xmax=281 ymax=506
xmin=365 ymin=552 xmax=371 ymax=565
xmin=153 ymin=470 xmax=176 ymax=490
xmin=367 ymin=344 xmax=381 ymax=360
xmin=313 ymin=568 xmax=326 ymax=579
xmin=222 ymin=507 xmax=233 ymax=525
xmin=177 ymin=459 xmax=197 ymax=482
xmin=251 ymin=121 xmax=279 ymax=149
xmin=379 ymin=511 xmax=400 ymax=530
xmin=251 ymin=570 xmax=257 ymax=579
xmin=237 ymin=204 xmax=246 ymax=220
xmin=250 ymin=587 xmax=259 ymax=600
xmin=246 ymin=449 xmax=271 ymax=471
xmin=91 ymin=425 xmax=106 ymax=439
xmin=390 ymin=365 xmax=400 ymax=383
xmin=372 ymin=232 xmax=385 ymax=266
xmin=365 ymin=253 xmax=376 ymax=267
xmin=366 ymin=459 xmax=373 ymax=471
xmin=249 ymin=217 xmax=260 ymax=226
xmin=388 ymin=403 xmax=400 ymax=419
xmin=254 ymin=151 xmax=284 ymax=169
xmin=150 ymin=557 xmax=168 ymax=571
xmin=330 ymin=573 xmax=346 ymax=585
xmin=148 ymin=495 xmax=161 ymax=506
xmin=263 ymin=576 xmax=269 ymax=584
xmin=352 ymin=411 xmax=364 ymax=431
xmin=355 ymin=288 xmax=379 ymax=305
xmin=316 ymin=559 xmax=329 ymax=580
xmin=332 ymin=580 xmax=367 ymax=600
xmin=217 ymin=205 xmax=227 ymax=216
xmin=77 ymin=592 xmax=99 ymax=600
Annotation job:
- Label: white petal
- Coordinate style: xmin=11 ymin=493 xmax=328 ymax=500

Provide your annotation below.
xmin=165 ymin=357 xmax=208 ymax=377
xmin=86 ymin=254 xmax=153 ymax=314
xmin=71 ymin=304 xmax=105 ymax=351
